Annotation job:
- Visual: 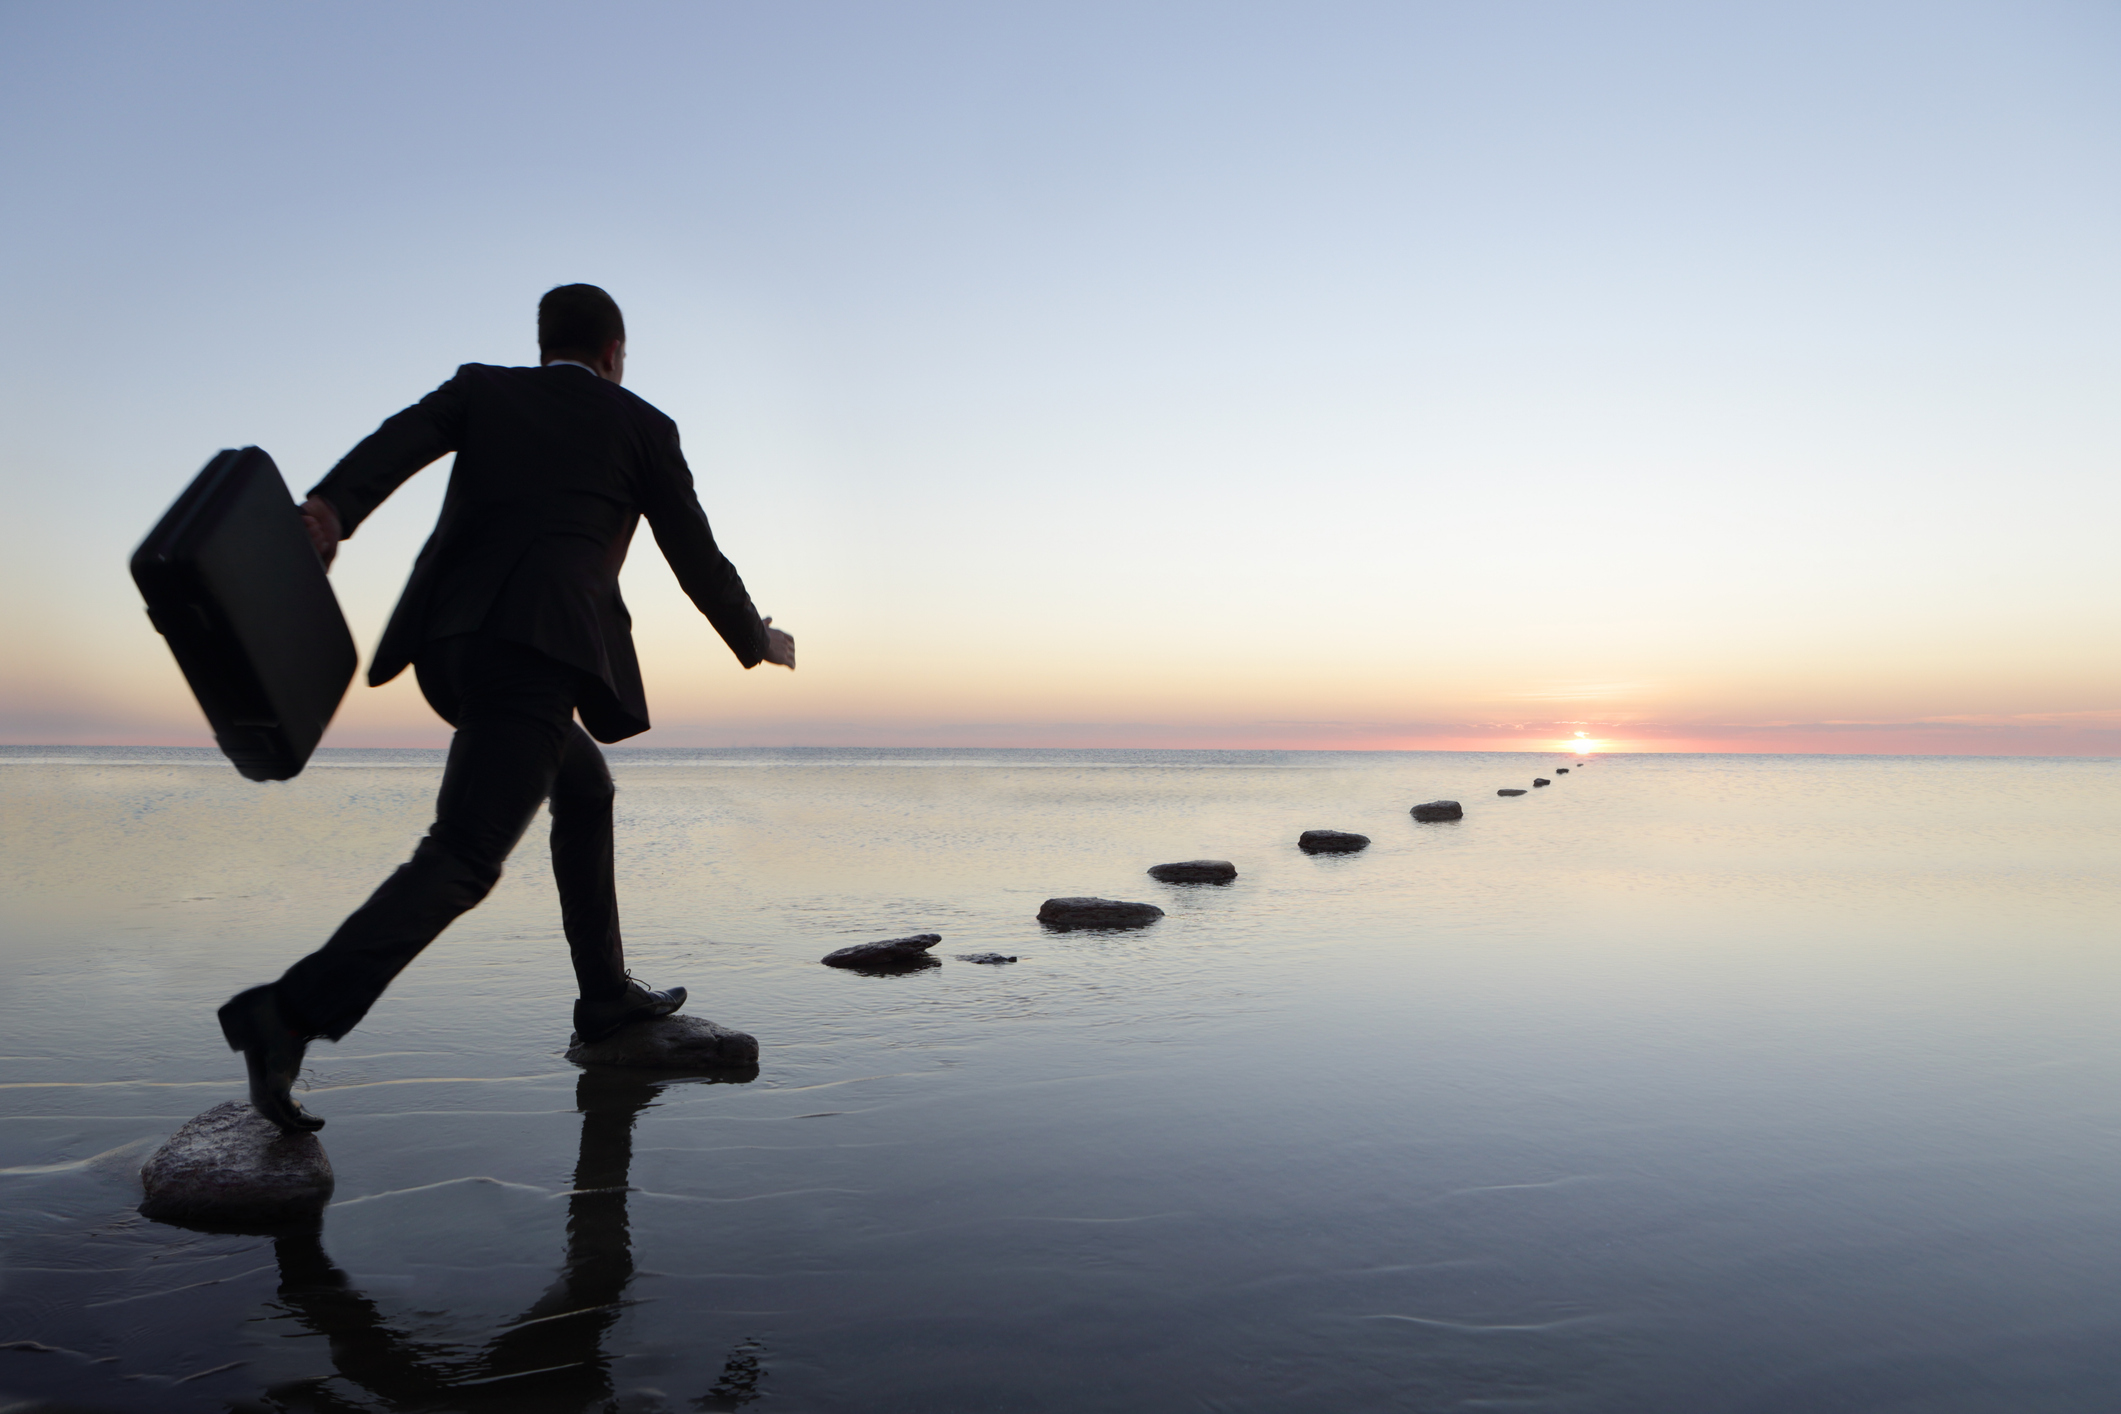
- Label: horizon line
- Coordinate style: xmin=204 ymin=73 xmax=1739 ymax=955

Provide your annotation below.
xmin=2 ymin=742 xmax=2114 ymax=763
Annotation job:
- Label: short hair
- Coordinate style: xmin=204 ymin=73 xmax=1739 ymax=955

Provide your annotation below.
xmin=538 ymin=284 xmax=625 ymax=360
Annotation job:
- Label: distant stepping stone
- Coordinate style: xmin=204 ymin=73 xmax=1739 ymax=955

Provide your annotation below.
xmin=1533 ymin=778 xmax=1551 ymax=787
xmin=1497 ymin=788 xmax=1528 ymax=796
xmin=567 ymin=1014 xmax=761 ymax=1069
xmin=1556 ymin=768 xmax=1569 ymax=774
xmin=1148 ymin=860 xmax=1238 ymax=884
xmin=957 ymin=952 xmax=1018 ymax=964
xmin=1039 ymin=897 xmax=1165 ymax=929
xmin=820 ymin=933 xmax=944 ymax=971
xmin=1299 ymin=830 xmax=1370 ymax=853
xmin=1410 ymin=800 xmax=1463 ymax=822
xmin=139 ymin=1100 xmax=333 ymax=1228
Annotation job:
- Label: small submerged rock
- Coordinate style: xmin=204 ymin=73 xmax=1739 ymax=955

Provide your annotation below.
xmin=1148 ymin=860 xmax=1237 ymax=884
xmin=956 ymin=952 xmax=1018 ymax=964
xmin=1038 ymin=897 xmax=1165 ymax=929
xmin=1497 ymin=788 xmax=1528 ymax=796
xmin=566 ymin=1014 xmax=761 ymax=1070
xmin=1409 ymin=800 xmax=1463 ymax=822
xmin=820 ymin=933 xmax=944 ymax=971
xmin=1298 ymin=830 xmax=1370 ymax=853
xmin=1533 ymin=778 xmax=1551 ymax=787
xmin=139 ymin=1100 xmax=333 ymax=1228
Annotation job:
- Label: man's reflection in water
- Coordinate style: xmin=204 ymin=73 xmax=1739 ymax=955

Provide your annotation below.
xmin=262 ymin=1068 xmax=761 ymax=1412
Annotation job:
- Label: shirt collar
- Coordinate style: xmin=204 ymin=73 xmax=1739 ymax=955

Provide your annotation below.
xmin=544 ymin=359 xmax=601 ymax=378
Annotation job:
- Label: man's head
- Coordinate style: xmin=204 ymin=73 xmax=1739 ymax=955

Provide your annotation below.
xmin=538 ymin=284 xmax=626 ymax=382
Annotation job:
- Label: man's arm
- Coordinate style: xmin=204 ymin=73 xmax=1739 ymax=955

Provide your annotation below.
xmin=637 ymin=424 xmax=791 ymax=669
xmin=302 ymin=369 xmax=473 ymax=566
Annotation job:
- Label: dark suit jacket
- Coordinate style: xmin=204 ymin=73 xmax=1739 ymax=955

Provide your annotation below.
xmin=309 ymin=363 xmax=767 ymax=743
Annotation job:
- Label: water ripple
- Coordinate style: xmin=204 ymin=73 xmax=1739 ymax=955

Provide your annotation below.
xmin=1356 ymin=1313 xmax=1598 ymax=1333
xmin=84 ymin=1264 xmax=275 ymax=1308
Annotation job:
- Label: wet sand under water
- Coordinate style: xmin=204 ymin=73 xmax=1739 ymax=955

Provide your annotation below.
xmin=1 ymin=747 xmax=2118 ymax=1413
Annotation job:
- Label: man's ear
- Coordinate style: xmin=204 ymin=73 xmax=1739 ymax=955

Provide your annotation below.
xmin=598 ymin=338 xmax=626 ymax=380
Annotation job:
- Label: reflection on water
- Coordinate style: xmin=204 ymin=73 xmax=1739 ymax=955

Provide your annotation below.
xmin=263 ymin=1070 xmax=759 ymax=1412
xmin=2 ymin=748 xmax=2119 ymax=1412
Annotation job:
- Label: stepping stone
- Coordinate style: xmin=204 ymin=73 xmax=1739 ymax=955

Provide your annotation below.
xmin=1410 ymin=800 xmax=1463 ymax=822
xmin=820 ymin=933 xmax=943 ymax=971
xmin=1038 ymin=897 xmax=1165 ymax=930
xmin=1298 ymin=830 xmax=1370 ymax=853
xmin=956 ymin=952 xmax=1018 ymax=964
xmin=566 ymin=1014 xmax=761 ymax=1070
xmin=1533 ymin=778 xmax=1551 ymax=786
xmin=1497 ymin=788 xmax=1527 ymax=796
xmin=1147 ymin=860 xmax=1238 ymax=884
xmin=1556 ymin=768 xmax=1569 ymax=774
xmin=139 ymin=1100 xmax=333 ymax=1229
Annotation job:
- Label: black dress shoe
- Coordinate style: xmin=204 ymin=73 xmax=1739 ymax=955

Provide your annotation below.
xmin=217 ymin=984 xmax=325 ymax=1133
xmin=573 ymin=977 xmax=687 ymax=1044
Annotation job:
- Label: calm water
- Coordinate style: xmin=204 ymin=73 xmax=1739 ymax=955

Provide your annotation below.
xmin=1 ymin=747 xmax=2117 ymax=1413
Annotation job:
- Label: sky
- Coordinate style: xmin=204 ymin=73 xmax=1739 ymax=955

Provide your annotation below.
xmin=2 ymin=0 xmax=2116 ymax=755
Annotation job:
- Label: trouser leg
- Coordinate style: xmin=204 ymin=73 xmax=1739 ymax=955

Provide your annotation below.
xmin=549 ymin=722 xmax=627 ymax=1002
xmin=277 ymin=841 xmax=499 ymax=1041
xmin=275 ymin=637 xmax=583 ymax=1041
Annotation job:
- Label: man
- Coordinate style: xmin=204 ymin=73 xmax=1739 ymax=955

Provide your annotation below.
xmin=216 ymin=284 xmax=794 ymax=1132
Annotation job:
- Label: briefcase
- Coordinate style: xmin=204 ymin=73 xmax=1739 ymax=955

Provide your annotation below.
xmin=131 ymin=447 xmax=358 ymax=781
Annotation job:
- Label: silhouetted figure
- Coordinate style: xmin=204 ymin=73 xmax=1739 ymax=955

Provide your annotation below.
xmin=218 ymin=285 xmax=795 ymax=1131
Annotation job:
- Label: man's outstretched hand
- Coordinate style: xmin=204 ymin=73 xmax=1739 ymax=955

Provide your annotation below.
xmin=761 ymin=616 xmax=796 ymax=669
xmin=300 ymin=496 xmax=343 ymax=570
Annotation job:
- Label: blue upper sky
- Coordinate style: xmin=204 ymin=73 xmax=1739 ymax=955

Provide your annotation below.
xmin=3 ymin=1 xmax=2116 ymax=752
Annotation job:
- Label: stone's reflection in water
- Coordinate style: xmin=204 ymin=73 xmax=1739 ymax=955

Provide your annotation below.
xmin=265 ymin=1069 xmax=760 ymax=1412
xmin=697 ymin=1338 xmax=766 ymax=1411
